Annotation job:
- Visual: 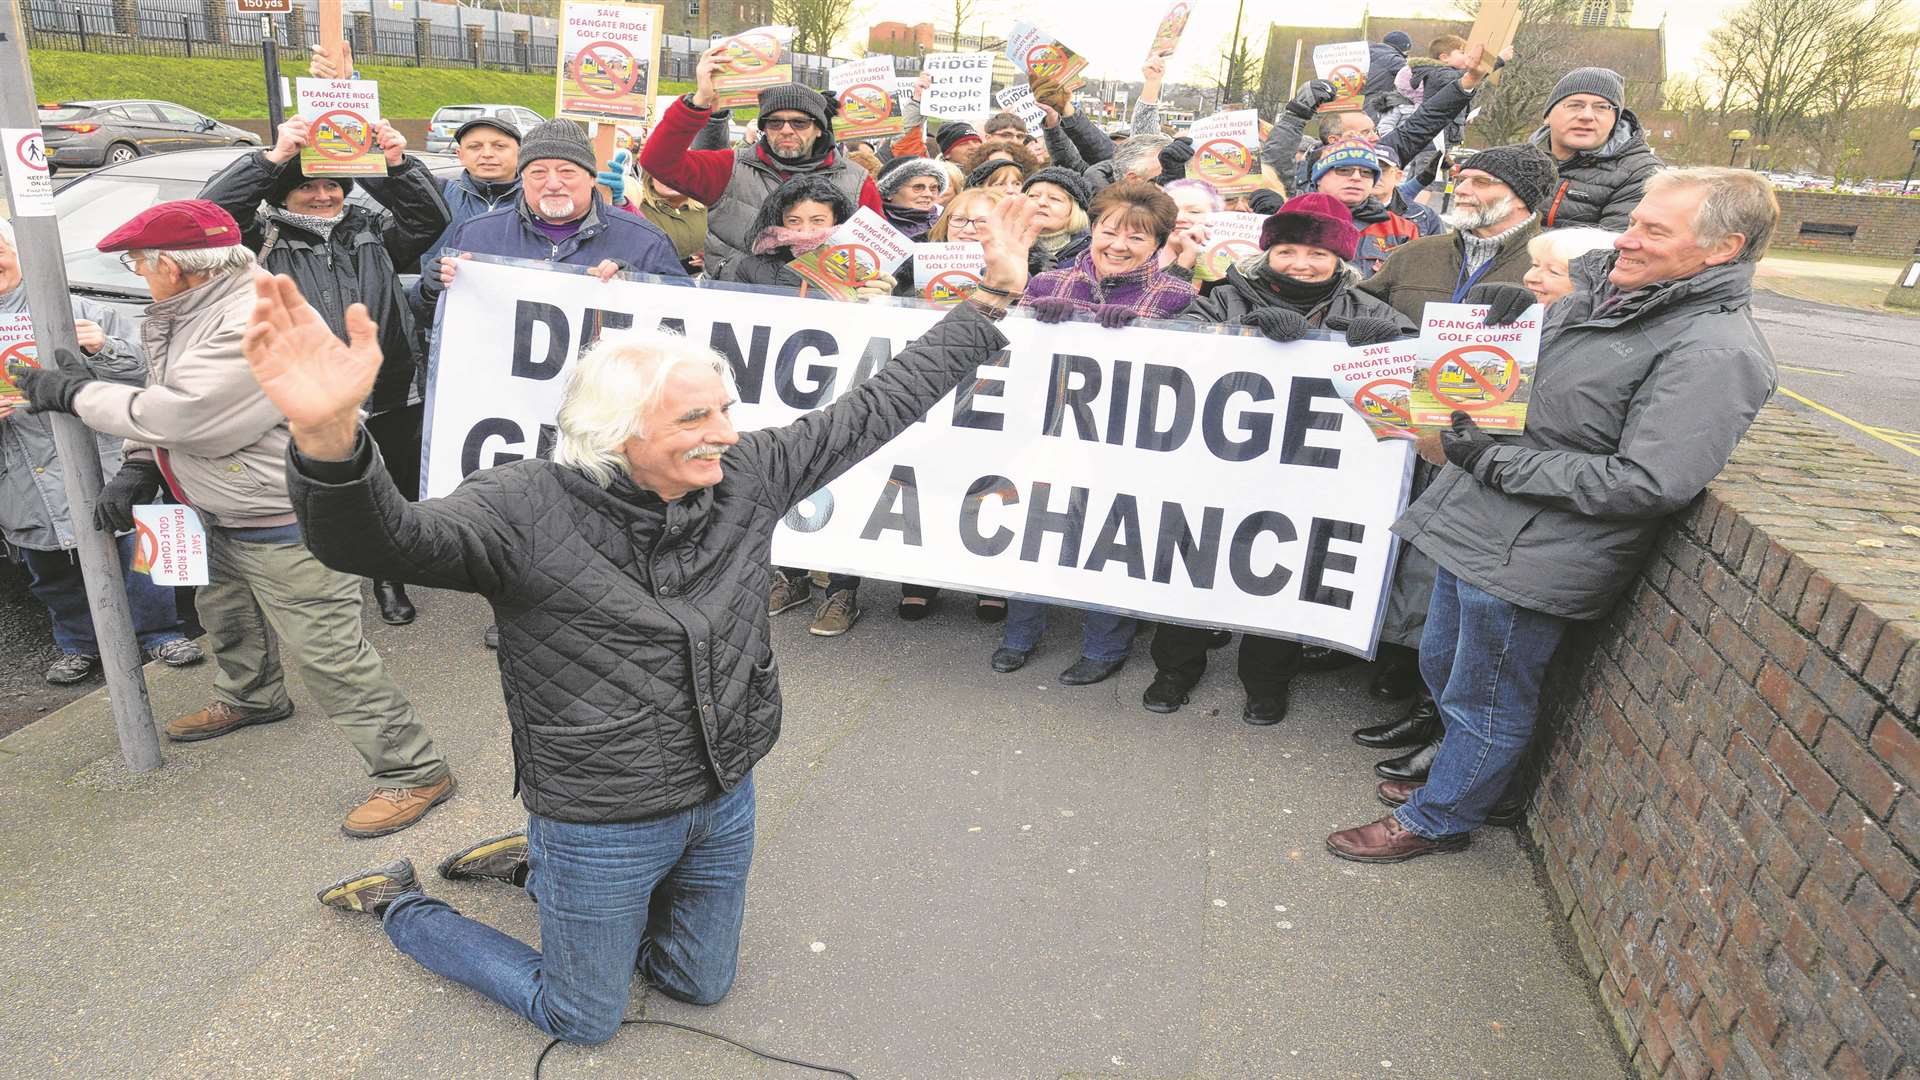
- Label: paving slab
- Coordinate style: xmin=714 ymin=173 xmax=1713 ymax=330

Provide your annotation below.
xmin=0 ymin=585 xmax=1629 ymax=1080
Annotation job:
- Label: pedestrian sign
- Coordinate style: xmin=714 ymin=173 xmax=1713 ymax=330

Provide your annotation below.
xmin=1 ymin=128 xmax=55 ymax=216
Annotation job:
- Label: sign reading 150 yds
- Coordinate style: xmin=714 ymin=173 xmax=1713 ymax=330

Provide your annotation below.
xmin=427 ymin=259 xmax=1413 ymax=653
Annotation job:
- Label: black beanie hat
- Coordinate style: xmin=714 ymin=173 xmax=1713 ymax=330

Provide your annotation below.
xmin=1022 ymin=166 xmax=1092 ymax=211
xmin=965 ymin=156 xmax=1027 ymax=189
xmin=271 ymin=163 xmax=353 ymax=205
xmin=1460 ymin=143 xmax=1561 ymax=214
xmin=933 ymin=122 xmax=982 ymax=157
xmin=756 ymin=82 xmax=834 ymax=134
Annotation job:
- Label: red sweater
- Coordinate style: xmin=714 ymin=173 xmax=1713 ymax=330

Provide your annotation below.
xmin=640 ymin=95 xmax=885 ymax=218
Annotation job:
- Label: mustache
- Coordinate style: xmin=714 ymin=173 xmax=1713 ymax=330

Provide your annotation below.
xmin=683 ymin=444 xmax=729 ymax=461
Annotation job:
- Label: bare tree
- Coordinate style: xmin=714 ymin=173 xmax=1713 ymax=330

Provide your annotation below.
xmin=775 ymin=0 xmax=863 ymax=56
xmin=1204 ymin=0 xmax=1263 ymax=109
xmin=1704 ymin=0 xmax=1910 ymax=164
xmin=1450 ymin=0 xmax=1591 ymax=147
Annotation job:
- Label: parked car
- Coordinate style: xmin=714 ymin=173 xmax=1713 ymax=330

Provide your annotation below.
xmin=38 ymin=100 xmax=260 ymax=172
xmin=51 ymin=145 xmax=463 ymax=309
xmin=425 ymin=103 xmax=544 ymax=153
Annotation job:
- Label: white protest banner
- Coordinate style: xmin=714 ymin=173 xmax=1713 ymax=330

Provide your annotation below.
xmin=1312 ymin=41 xmax=1369 ymax=113
xmin=131 ymin=505 xmax=210 ymax=587
xmin=829 ymin=56 xmax=906 ymax=140
xmin=912 ymin=242 xmax=984 ymax=305
xmin=921 ymin=52 xmax=995 ymax=123
xmin=994 ymin=84 xmax=1048 ymax=130
xmin=295 ymin=78 xmax=385 ymax=177
xmin=424 ymin=258 xmax=1415 ymax=654
xmin=1186 ymin=110 xmax=1261 ymax=196
xmin=1193 ymin=211 xmax=1264 ymax=283
xmin=1 ymin=129 xmax=55 ymax=216
xmin=786 ymin=207 xmax=914 ymax=300
xmin=555 ymin=1 xmax=663 ymax=124
xmin=1407 ymin=301 xmax=1543 ymax=431
xmin=1006 ymin=21 xmax=1087 ymax=98
xmin=1331 ymin=339 xmax=1423 ymax=441
xmin=0 ymin=311 xmax=37 ymax=403
xmin=712 ymin=24 xmax=794 ymax=110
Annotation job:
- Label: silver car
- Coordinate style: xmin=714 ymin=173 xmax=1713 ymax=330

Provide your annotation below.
xmin=39 ymin=100 xmax=260 ymax=171
xmin=425 ymin=104 xmax=544 ymax=153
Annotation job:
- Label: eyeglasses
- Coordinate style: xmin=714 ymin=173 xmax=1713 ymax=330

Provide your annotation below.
xmin=1554 ymin=100 xmax=1617 ymax=117
xmin=948 ymin=217 xmax=990 ymax=230
xmin=115 ymin=253 xmax=143 ymax=272
xmin=763 ymin=117 xmax=816 ymax=131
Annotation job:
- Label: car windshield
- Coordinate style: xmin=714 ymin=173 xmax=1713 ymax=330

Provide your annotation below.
xmin=54 ymin=174 xmax=204 ymax=294
xmin=38 ymin=106 xmax=92 ymax=121
xmin=434 ymin=107 xmax=484 ymax=125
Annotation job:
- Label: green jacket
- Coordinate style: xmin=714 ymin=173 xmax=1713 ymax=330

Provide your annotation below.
xmin=637 ymin=179 xmax=708 ymax=273
xmin=1357 ymin=217 xmax=1541 ymax=326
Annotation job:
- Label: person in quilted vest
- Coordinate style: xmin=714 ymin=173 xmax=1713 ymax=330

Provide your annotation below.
xmin=289 ymin=196 xmax=1045 ymax=1046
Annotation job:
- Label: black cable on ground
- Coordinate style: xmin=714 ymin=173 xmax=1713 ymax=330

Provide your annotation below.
xmin=533 ymin=1017 xmax=859 ymax=1078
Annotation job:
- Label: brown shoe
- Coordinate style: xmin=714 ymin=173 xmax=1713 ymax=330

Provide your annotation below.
xmin=165 ymin=700 xmax=292 ymax=742
xmin=1376 ymin=779 xmax=1424 ymax=808
xmin=1326 ymin=814 xmax=1470 ymax=863
xmin=342 ymin=774 xmax=457 ymax=838
xmin=1374 ymin=781 xmax=1526 ymax=827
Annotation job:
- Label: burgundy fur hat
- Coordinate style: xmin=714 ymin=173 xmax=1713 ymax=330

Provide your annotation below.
xmin=1259 ymin=192 xmax=1360 ymax=263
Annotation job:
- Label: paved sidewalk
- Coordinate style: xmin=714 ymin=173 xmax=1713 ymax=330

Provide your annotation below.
xmin=1 ymin=587 xmax=1629 ymax=1080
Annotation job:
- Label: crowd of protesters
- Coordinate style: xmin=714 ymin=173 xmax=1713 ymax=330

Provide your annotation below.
xmin=4 ymin=26 xmax=1784 ymax=1041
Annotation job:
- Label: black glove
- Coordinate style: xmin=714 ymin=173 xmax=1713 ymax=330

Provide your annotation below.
xmin=1240 ymin=308 xmax=1310 ymax=343
xmin=9 ymin=353 xmax=95 ymax=415
xmin=1440 ymin=411 xmax=1498 ymax=475
xmin=1286 ymin=79 xmax=1337 ymax=119
xmin=1342 ymin=316 xmax=1406 ymax=348
xmin=1157 ymin=137 xmax=1194 ymax=173
xmin=93 ymin=458 xmax=165 ymax=534
xmin=1463 ymin=283 xmax=1538 ymax=327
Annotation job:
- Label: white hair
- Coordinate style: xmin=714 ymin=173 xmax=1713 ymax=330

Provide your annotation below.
xmin=553 ymin=330 xmax=740 ymax=488
xmin=1113 ymin=134 xmax=1173 ymax=180
xmin=1643 ymin=166 xmax=1779 ymax=263
xmin=1527 ymin=227 xmax=1620 ymax=266
xmin=135 ymin=245 xmax=257 ymax=277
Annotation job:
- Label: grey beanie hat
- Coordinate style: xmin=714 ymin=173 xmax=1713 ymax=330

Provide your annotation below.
xmin=517 ymin=117 xmax=597 ymax=175
xmin=876 ymin=156 xmax=950 ymax=199
xmin=756 ymin=82 xmax=834 ymax=134
xmin=1544 ymin=67 xmax=1625 ymax=116
xmin=1460 ymin=143 xmax=1561 ymax=213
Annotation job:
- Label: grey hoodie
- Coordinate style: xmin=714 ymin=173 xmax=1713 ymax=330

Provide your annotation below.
xmin=1528 ymin=107 xmax=1663 ymax=231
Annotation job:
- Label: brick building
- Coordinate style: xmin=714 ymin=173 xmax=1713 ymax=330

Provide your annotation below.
xmin=661 ymin=0 xmax=774 ymax=40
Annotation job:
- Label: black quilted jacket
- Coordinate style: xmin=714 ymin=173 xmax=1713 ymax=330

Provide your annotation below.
xmin=287 ymin=302 xmax=1007 ymax=823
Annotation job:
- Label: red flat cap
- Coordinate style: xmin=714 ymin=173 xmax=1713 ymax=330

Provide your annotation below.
xmin=96 ymin=199 xmax=243 ymax=253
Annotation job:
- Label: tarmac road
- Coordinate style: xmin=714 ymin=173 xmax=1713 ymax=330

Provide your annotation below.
xmin=1752 ymin=291 xmax=1920 ymax=472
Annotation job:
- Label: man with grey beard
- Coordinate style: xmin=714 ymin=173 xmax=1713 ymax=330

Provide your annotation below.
xmin=1338 ymin=143 xmax=1561 ymax=791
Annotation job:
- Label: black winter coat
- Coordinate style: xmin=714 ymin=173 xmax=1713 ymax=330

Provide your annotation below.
xmin=201 ymin=151 xmax=447 ymax=414
xmin=286 ymin=302 xmax=1008 ymax=823
xmin=1529 ymin=109 xmax=1663 ymax=231
xmin=1182 ymin=260 xmax=1415 ymax=336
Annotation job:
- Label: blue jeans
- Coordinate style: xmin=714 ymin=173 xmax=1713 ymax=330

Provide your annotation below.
xmin=1002 ymin=600 xmax=1137 ymax=662
xmin=383 ymin=775 xmax=757 ymax=1044
xmin=1396 ymin=568 xmax=1569 ymax=838
xmin=22 ymin=532 xmax=186 ymax=655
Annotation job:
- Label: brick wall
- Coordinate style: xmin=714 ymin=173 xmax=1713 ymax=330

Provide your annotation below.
xmin=1769 ymin=191 xmax=1920 ymax=260
xmin=1527 ymin=405 xmax=1920 ymax=1079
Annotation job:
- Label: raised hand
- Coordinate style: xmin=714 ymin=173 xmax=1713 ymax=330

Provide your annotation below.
xmin=242 ymin=272 xmax=378 ymax=459
xmin=265 ymin=116 xmax=312 ymax=165
xmin=975 ymin=193 xmax=1043 ymax=297
xmin=374 ymin=121 xmax=407 ymax=166
xmin=692 ymin=44 xmax=728 ymax=109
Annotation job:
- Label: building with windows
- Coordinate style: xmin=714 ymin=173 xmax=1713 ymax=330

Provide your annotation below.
xmin=1579 ymin=1 xmax=1634 ymax=28
xmin=663 ymin=0 xmax=774 ymax=40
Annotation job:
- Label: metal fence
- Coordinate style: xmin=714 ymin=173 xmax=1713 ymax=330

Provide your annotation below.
xmin=19 ymin=0 xmax=871 ymax=86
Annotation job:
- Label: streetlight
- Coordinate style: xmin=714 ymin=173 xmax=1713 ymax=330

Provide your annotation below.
xmin=1902 ymin=127 xmax=1920 ymax=195
xmin=1727 ymin=128 xmax=1750 ymax=167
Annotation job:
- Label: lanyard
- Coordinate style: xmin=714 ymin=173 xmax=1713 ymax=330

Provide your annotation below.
xmin=1451 ymin=248 xmax=1500 ymax=303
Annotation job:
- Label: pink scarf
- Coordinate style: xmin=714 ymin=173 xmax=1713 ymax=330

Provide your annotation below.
xmin=752 ymin=225 xmax=834 ymax=256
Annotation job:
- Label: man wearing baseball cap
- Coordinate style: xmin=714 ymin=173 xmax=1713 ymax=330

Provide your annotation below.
xmin=1529 ymin=67 xmax=1661 ymax=229
xmin=641 ymin=44 xmax=884 ymax=277
xmin=8 ymin=199 xmax=456 ymax=839
xmin=419 ymin=115 xmax=523 ymax=280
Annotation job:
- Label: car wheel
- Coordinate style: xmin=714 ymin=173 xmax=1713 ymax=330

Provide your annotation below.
xmin=233 ymin=139 xmax=255 ymax=146
xmin=106 ymin=143 xmax=138 ymax=165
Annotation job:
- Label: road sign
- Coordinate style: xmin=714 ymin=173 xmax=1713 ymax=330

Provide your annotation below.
xmin=1 ymin=128 xmax=54 ymax=216
xmin=235 ymin=0 xmax=294 ymax=13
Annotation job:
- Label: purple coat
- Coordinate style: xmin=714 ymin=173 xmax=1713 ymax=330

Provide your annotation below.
xmin=1020 ymin=251 xmax=1197 ymax=320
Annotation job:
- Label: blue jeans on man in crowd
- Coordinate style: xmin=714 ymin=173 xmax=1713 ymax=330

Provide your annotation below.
xmin=382 ymin=775 xmax=757 ymax=1044
xmin=1001 ymin=600 xmax=1137 ymax=662
xmin=1395 ymin=567 xmax=1569 ymax=839
xmin=23 ymin=531 xmax=188 ymax=654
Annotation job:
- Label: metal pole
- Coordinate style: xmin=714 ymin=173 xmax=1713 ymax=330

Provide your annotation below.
xmin=262 ymin=14 xmax=283 ymax=142
xmin=182 ymin=13 xmax=191 ymax=57
xmin=1727 ymin=140 xmax=1742 ymax=167
xmin=1903 ymin=142 xmax=1919 ymax=195
xmin=0 ymin=0 xmax=161 ymax=773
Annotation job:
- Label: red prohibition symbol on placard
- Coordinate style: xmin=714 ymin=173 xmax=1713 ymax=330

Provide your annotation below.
xmin=838 ymin=83 xmax=892 ymax=123
xmin=1026 ymin=43 xmax=1069 ymax=81
xmin=821 ymin=243 xmax=880 ymax=287
xmin=311 ymin=109 xmax=373 ymax=160
xmin=1426 ymin=344 xmax=1520 ymax=411
xmin=13 ymin=132 xmax=49 ymax=173
xmin=922 ymin=270 xmax=981 ymax=302
xmin=1328 ymin=63 xmax=1366 ymax=96
xmin=1355 ymin=377 xmax=1415 ymax=424
xmin=571 ymin=39 xmax=640 ymax=99
xmin=1194 ymin=138 xmax=1251 ymax=182
xmin=134 ymin=518 xmax=160 ymax=575
xmin=723 ymin=32 xmax=781 ymax=73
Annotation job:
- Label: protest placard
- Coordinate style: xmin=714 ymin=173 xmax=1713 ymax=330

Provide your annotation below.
xmin=994 ymin=84 xmax=1049 ymax=130
xmin=1193 ymin=211 xmax=1264 ymax=283
xmin=0 ymin=311 xmax=36 ymax=404
xmin=787 ymin=208 xmax=915 ymax=301
xmin=427 ymin=258 xmax=1415 ymax=654
xmin=295 ymin=78 xmax=385 ymax=177
xmin=1185 ymin=110 xmax=1261 ymax=196
xmin=1149 ymin=2 xmax=1191 ymax=57
xmin=913 ymin=242 xmax=985 ymax=305
xmin=555 ymin=2 xmax=663 ymax=124
xmin=921 ymin=52 xmax=995 ymax=124
xmin=1312 ymin=41 xmax=1370 ymax=113
xmin=1330 ymin=339 xmax=1424 ymax=441
xmin=131 ymin=505 xmax=210 ymax=587
xmin=712 ymin=24 xmax=794 ymax=110
xmin=1 ymin=129 xmax=55 ymax=217
xmin=1405 ymin=301 xmax=1543 ymax=431
xmin=1006 ymin=22 xmax=1087 ymax=98
xmin=829 ymin=56 xmax=906 ymax=140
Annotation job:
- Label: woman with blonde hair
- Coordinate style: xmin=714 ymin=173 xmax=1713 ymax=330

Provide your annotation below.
xmin=1522 ymin=227 xmax=1619 ymax=305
